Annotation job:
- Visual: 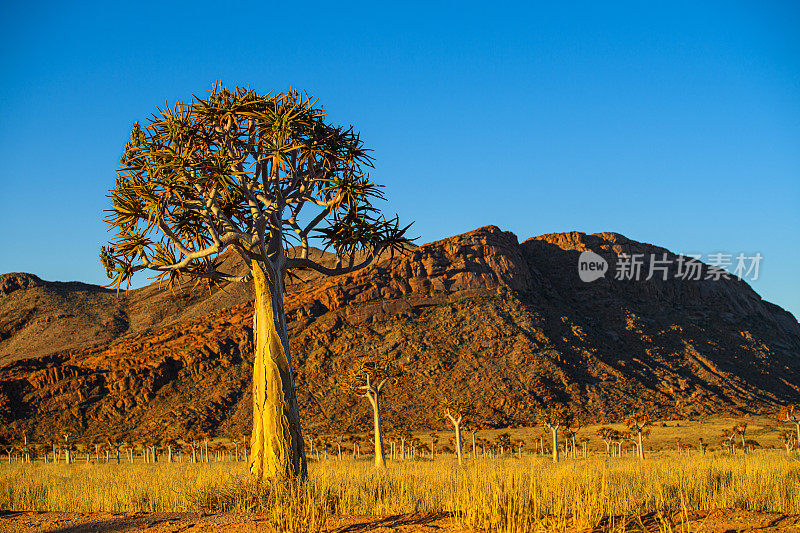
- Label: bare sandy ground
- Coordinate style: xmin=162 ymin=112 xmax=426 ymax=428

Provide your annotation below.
xmin=0 ymin=509 xmax=798 ymax=532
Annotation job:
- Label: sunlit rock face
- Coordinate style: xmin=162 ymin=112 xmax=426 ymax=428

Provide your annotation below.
xmin=1 ymin=225 xmax=798 ymax=441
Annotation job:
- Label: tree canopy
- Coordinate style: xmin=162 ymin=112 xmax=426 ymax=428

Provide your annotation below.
xmin=101 ymin=84 xmax=411 ymax=289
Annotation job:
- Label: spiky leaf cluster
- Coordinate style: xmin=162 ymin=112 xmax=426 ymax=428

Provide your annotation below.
xmin=440 ymin=397 xmax=471 ymax=423
xmin=536 ymin=406 xmax=573 ymax=429
xmin=102 ymin=83 xmax=412 ymax=289
xmin=342 ymin=355 xmax=401 ymax=396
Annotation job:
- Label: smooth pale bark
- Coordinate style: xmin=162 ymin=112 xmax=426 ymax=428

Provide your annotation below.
xmin=359 ymin=374 xmax=390 ymax=468
xmin=249 ymin=261 xmax=307 ymax=481
xmin=471 ymin=431 xmax=477 ymax=458
xmin=637 ymin=430 xmax=645 ymax=459
xmin=794 ymin=422 xmax=800 ymax=454
xmin=455 ymin=427 xmax=463 ymax=463
xmin=548 ymin=425 xmax=559 ymax=463
xmin=445 ymin=411 xmax=463 ymax=465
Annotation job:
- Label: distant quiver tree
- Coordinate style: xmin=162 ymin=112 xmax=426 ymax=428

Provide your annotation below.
xmin=100 ymin=84 xmax=412 ymax=481
xmin=343 ymin=355 xmax=400 ymax=469
xmin=781 ymin=405 xmax=800 ymax=453
xmin=537 ymin=406 xmax=572 ymax=463
xmin=441 ymin=397 xmax=470 ymax=465
xmin=625 ymin=412 xmax=652 ymax=460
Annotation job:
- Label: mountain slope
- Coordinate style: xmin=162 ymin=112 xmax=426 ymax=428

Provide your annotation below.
xmin=0 ymin=226 xmax=798 ymax=442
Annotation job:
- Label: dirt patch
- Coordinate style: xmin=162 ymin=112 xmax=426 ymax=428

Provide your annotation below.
xmin=0 ymin=509 xmax=798 ymax=532
xmin=0 ymin=511 xmax=467 ymax=533
xmin=678 ymin=508 xmax=800 ymax=532
xmin=590 ymin=509 xmax=800 ymax=533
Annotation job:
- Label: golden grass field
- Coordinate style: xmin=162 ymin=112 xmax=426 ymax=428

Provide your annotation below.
xmin=2 ymin=448 xmax=799 ymax=532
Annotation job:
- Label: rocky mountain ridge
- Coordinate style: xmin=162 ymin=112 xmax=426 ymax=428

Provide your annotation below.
xmin=0 ymin=226 xmax=798 ymax=442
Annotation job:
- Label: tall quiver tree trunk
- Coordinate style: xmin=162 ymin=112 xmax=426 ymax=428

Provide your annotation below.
xmin=537 ymin=407 xmax=571 ymax=464
xmin=357 ymin=372 xmax=391 ymax=469
xmin=250 ymin=261 xmax=307 ymax=481
xmin=471 ymin=431 xmax=477 ymax=458
xmin=637 ymin=430 xmax=644 ymax=459
xmin=795 ymin=422 xmax=800 ymax=454
xmin=347 ymin=358 xmax=397 ymax=469
xmin=738 ymin=423 xmax=748 ymax=455
xmin=367 ymin=389 xmax=386 ymax=468
xmin=445 ymin=410 xmax=464 ymax=465
xmin=625 ymin=416 xmax=650 ymax=460
xmin=454 ymin=423 xmax=463 ymax=465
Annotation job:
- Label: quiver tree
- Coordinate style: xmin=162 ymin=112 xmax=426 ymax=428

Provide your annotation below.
xmin=185 ymin=431 xmax=201 ymax=463
xmin=232 ymin=437 xmax=241 ymax=462
xmin=736 ymin=423 xmax=748 ymax=454
xmin=568 ymin=420 xmax=583 ymax=458
xmin=183 ymin=441 xmax=196 ymax=463
xmin=107 ymin=439 xmax=122 ymax=464
xmin=578 ymin=436 xmax=589 ymax=457
xmin=496 ymin=432 xmax=512 ymax=456
xmin=537 ymin=406 xmax=572 ymax=463
xmin=0 ymin=436 xmax=11 ymax=464
xmin=721 ymin=427 xmax=737 ymax=453
xmin=38 ymin=444 xmax=50 ymax=463
xmin=62 ymin=434 xmax=73 ymax=464
xmin=441 ymin=397 xmax=470 ymax=465
xmin=81 ymin=437 xmax=92 ymax=464
xmin=466 ymin=426 xmax=479 ymax=458
xmin=429 ymin=432 xmax=439 ymax=460
xmin=333 ymin=434 xmax=344 ymax=460
xmin=19 ymin=433 xmax=31 ymax=464
xmin=596 ymin=427 xmax=614 ymax=457
xmin=164 ymin=438 xmax=179 ymax=463
xmin=625 ymin=413 xmax=652 ymax=459
xmin=622 ymin=431 xmax=638 ymax=455
xmin=780 ymin=405 xmax=800 ymax=453
xmin=779 ymin=430 xmax=797 ymax=454
xmin=397 ymin=430 xmax=412 ymax=460
xmin=343 ymin=356 xmax=400 ymax=468
xmin=514 ymin=439 xmax=525 ymax=458
xmin=101 ymin=84 xmax=412 ymax=481
xmin=698 ymin=437 xmax=708 ymax=456
xmin=563 ymin=428 xmax=577 ymax=458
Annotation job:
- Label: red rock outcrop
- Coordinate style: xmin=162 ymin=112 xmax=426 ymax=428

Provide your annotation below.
xmin=0 ymin=226 xmax=798 ymax=442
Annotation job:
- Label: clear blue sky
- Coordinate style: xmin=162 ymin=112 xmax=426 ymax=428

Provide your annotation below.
xmin=1 ymin=1 xmax=798 ymax=318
